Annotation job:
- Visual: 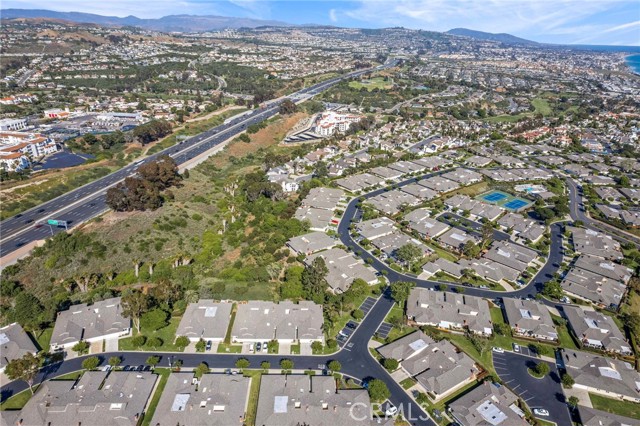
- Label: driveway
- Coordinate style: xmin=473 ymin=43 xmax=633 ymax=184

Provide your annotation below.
xmin=493 ymin=351 xmax=572 ymax=426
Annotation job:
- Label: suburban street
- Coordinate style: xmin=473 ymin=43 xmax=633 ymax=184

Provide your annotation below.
xmin=0 ymin=60 xmax=397 ymax=261
xmin=0 ymin=158 xmax=573 ymax=426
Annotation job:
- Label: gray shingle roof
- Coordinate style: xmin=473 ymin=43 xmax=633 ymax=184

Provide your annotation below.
xmin=50 ymin=297 xmax=130 ymax=348
xmin=149 ymin=373 xmax=250 ymax=426
xmin=0 ymin=322 xmax=38 ymax=371
xmin=175 ymin=301 xmax=233 ymax=342
xmin=449 ymin=381 xmax=529 ymax=426
xmin=231 ymin=301 xmax=323 ymax=342
xmin=503 ymin=298 xmax=557 ymax=341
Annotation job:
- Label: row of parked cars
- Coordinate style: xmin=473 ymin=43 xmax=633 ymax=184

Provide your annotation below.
xmin=249 ymin=341 xmax=270 ymax=353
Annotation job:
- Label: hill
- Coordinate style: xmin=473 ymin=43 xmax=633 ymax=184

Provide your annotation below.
xmin=0 ymin=9 xmax=292 ymax=32
xmin=447 ymin=28 xmax=538 ymax=45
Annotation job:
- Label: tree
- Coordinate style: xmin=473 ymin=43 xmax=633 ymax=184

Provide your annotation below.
xmin=146 ymin=337 xmax=162 ymax=348
xmin=236 ymin=358 xmax=250 ymax=371
xmin=534 ymin=362 xmax=550 ymax=377
xmin=146 ymin=356 xmax=160 ymax=367
xmin=280 ymin=265 xmax=304 ymax=299
xmin=108 ymin=356 xmax=122 ymax=367
xmin=395 ymin=243 xmax=423 ymax=266
xmin=542 ymin=280 xmax=564 ymax=300
xmin=328 ymin=360 xmax=342 ymax=373
xmin=463 ymin=240 xmax=481 ymax=258
xmin=302 ymin=257 xmax=329 ymax=303
xmin=382 ymin=358 xmax=399 ymax=372
xmin=261 ymin=361 xmax=271 ymax=371
xmin=72 ymin=341 xmax=90 ymax=355
xmin=311 ymin=341 xmax=324 ymax=353
xmin=121 ymin=290 xmax=149 ymax=333
xmin=390 ymin=281 xmax=415 ymax=307
xmin=13 ymin=292 xmax=43 ymax=330
xmin=194 ymin=362 xmax=209 ymax=378
xmin=568 ymin=395 xmax=579 ymax=409
xmin=279 ymin=99 xmax=297 ymax=115
xmin=352 ymin=309 xmax=364 ymax=320
xmin=5 ymin=352 xmax=41 ymax=394
xmin=561 ymin=372 xmax=575 ymax=388
xmin=481 ymin=222 xmax=494 ymax=248
xmin=175 ymin=336 xmax=190 ymax=349
xmin=367 ymin=379 xmax=390 ymax=402
xmin=140 ymin=308 xmax=169 ymax=331
xmin=280 ymin=358 xmax=294 ymax=371
xmin=195 ymin=339 xmax=206 ymax=352
xmin=82 ymin=356 xmax=100 ymax=370
xmin=131 ymin=335 xmax=147 ymax=347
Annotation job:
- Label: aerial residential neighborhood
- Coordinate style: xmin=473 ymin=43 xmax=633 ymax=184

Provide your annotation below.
xmin=1 ymin=2 xmax=640 ymax=426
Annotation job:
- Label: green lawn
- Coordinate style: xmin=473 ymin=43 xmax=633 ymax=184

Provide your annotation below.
xmin=290 ymin=343 xmax=301 ymax=354
xmin=217 ymin=343 xmax=243 ymax=353
xmin=119 ymin=317 xmax=183 ymax=352
xmin=0 ymin=387 xmax=37 ymax=411
xmin=32 ymin=327 xmax=53 ymax=351
xmin=243 ymin=370 xmax=262 ymax=426
xmin=380 ymin=304 xmax=414 ymax=342
xmin=52 ymin=371 xmax=84 ymax=381
xmin=400 ymin=377 xmax=416 ymax=390
xmin=141 ymin=368 xmax=171 ymax=426
xmin=589 ymin=393 xmax=640 ymax=420
xmin=532 ymin=98 xmax=552 ymax=116
xmin=550 ymin=314 xmax=579 ymax=350
xmin=348 ymin=77 xmax=392 ymax=91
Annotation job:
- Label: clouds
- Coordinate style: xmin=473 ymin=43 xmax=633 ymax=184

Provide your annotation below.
xmin=344 ymin=0 xmax=639 ymax=45
xmin=329 ymin=8 xmax=338 ymax=23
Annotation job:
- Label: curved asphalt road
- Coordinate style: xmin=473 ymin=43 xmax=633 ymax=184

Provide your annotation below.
xmin=0 ymin=168 xmax=571 ymax=426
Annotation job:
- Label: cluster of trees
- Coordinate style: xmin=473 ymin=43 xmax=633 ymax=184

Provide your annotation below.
xmin=242 ymin=170 xmax=285 ymax=202
xmin=534 ymin=195 xmax=569 ymax=223
xmin=279 ymin=99 xmax=297 ymax=115
xmin=133 ymin=120 xmax=172 ymax=145
xmin=106 ymin=156 xmax=181 ymax=211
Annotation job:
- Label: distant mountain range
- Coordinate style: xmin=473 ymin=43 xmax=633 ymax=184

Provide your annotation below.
xmin=0 ymin=9 xmax=291 ymax=32
xmin=446 ymin=28 xmax=538 ymax=45
xmin=2 ymin=8 xmax=541 ymax=44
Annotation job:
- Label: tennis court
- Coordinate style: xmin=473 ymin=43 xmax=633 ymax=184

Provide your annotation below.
xmin=477 ymin=190 xmax=533 ymax=212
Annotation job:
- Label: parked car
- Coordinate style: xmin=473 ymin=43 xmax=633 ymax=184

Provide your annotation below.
xmin=385 ymin=404 xmax=398 ymax=417
xmin=346 ymin=322 xmax=357 ymax=329
xmin=249 ymin=343 xmax=255 ymax=353
xmin=492 ymin=347 xmax=504 ymax=353
xmin=256 ymin=342 xmax=262 ymax=352
xmin=513 ymin=343 xmax=520 ymax=352
xmin=123 ymin=365 xmax=131 ymax=371
xmin=533 ymin=408 xmax=549 ymax=417
xmin=263 ymin=342 xmax=268 ymax=352
xmin=206 ymin=340 xmax=212 ymax=351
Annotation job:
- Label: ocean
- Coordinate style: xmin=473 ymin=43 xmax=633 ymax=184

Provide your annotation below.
xmin=626 ymin=54 xmax=640 ymax=75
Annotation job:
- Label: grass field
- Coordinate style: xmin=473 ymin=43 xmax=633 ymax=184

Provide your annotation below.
xmin=531 ymin=98 xmax=552 ymax=116
xmin=0 ymin=388 xmax=37 ymax=411
xmin=119 ymin=317 xmax=182 ymax=352
xmin=348 ymin=77 xmax=393 ymax=91
xmin=32 ymin=327 xmax=53 ymax=351
xmin=589 ymin=393 xmax=640 ymax=420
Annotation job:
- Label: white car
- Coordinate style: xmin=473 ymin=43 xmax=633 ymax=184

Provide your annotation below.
xmin=249 ymin=343 xmax=254 ymax=353
xmin=263 ymin=341 xmax=268 ymax=352
xmin=385 ymin=404 xmax=398 ymax=417
xmin=513 ymin=343 xmax=520 ymax=352
xmin=533 ymin=408 xmax=549 ymax=417
xmin=492 ymin=347 xmax=504 ymax=353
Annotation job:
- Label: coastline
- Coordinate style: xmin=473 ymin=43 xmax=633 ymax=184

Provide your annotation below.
xmin=624 ymin=54 xmax=640 ymax=76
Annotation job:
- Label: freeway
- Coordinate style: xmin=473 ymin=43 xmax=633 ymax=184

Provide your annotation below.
xmin=0 ymin=60 xmax=397 ymax=260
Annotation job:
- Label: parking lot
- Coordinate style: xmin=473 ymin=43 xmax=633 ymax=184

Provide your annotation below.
xmin=511 ymin=342 xmax=537 ymax=358
xmin=376 ymin=322 xmax=393 ymax=339
xmin=359 ymin=297 xmax=377 ymax=316
xmin=493 ymin=351 xmax=572 ymax=426
xmin=336 ymin=297 xmax=378 ymax=348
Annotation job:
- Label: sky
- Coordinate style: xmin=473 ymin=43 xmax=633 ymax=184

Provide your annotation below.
xmin=4 ymin=0 xmax=640 ymax=45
